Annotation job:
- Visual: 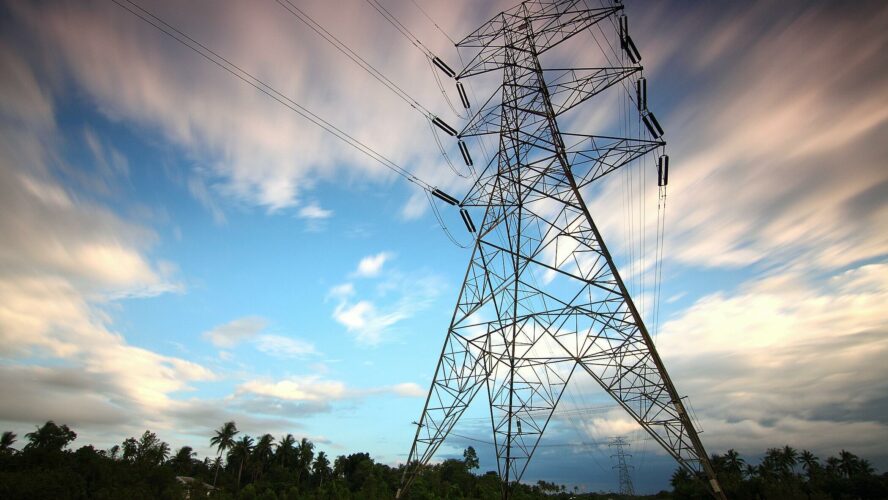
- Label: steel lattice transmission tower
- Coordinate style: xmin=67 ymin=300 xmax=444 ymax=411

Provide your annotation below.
xmin=610 ymin=437 xmax=636 ymax=496
xmin=399 ymin=1 xmax=725 ymax=499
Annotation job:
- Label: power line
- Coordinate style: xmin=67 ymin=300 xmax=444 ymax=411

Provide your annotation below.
xmin=274 ymin=0 xmax=436 ymax=119
xmin=365 ymin=0 xmax=436 ymax=60
xmin=410 ymin=0 xmax=457 ymax=45
xmin=271 ymin=0 xmax=476 ymax=249
xmin=110 ymin=0 xmax=435 ymax=193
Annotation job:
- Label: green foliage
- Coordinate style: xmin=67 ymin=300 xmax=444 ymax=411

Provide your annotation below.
xmin=0 ymin=430 xmax=17 ymax=454
xmin=463 ymin=446 xmax=479 ymax=470
xmin=1 ymin=419 xmax=587 ymax=499
xmin=671 ymin=446 xmax=888 ymax=500
xmin=0 ymin=442 xmax=183 ymax=499
xmin=4 ymin=420 xmax=886 ymax=500
xmin=24 ymin=421 xmax=77 ymax=453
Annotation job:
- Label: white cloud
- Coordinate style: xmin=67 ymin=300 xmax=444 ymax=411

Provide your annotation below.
xmin=203 ymin=318 xmax=318 ymax=358
xmin=613 ymin=1 xmax=888 ymax=272
xmin=654 ymin=262 xmax=888 ymax=457
xmin=329 ymin=269 xmax=443 ymax=345
xmin=333 ymin=300 xmax=407 ymax=344
xmin=254 ymin=334 xmax=318 ymax=359
xmin=297 ymin=202 xmax=333 ymax=220
xmin=389 ymin=382 xmax=425 ymax=397
xmin=11 ymin=0 xmax=479 ymax=216
xmin=0 ymin=45 xmax=212 ymax=438
xmin=353 ymin=251 xmax=393 ymax=278
xmin=238 ymin=376 xmax=347 ymax=402
xmin=1 ymin=166 xmax=178 ymax=299
xmin=328 ymin=282 xmax=355 ymax=299
xmin=187 ymin=175 xmax=227 ymax=225
xmin=202 ymin=316 xmax=267 ymax=348
xmin=236 ymin=376 xmax=425 ymax=402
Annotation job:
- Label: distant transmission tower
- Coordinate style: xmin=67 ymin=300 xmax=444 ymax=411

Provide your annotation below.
xmin=610 ymin=437 xmax=635 ymax=496
xmin=399 ymin=1 xmax=725 ymax=499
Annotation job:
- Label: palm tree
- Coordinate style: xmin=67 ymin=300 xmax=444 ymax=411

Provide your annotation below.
xmin=825 ymin=456 xmax=841 ymax=478
xmin=295 ymin=437 xmax=315 ymax=485
xmin=156 ymin=441 xmax=171 ymax=466
xmin=228 ymin=435 xmax=254 ymax=490
xmin=312 ymin=451 xmax=331 ymax=487
xmin=762 ymin=448 xmax=783 ymax=477
xmin=276 ymin=434 xmax=296 ymax=468
xmin=210 ymin=421 xmax=238 ymax=487
xmin=857 ymin=458 xmax=875 ymax=476
xmin=781 ymin=445 xmax=798 ymax=475
xmin=744 ymin=463 xmax=759 ymax=479
xmin=839 ymin=450 xmax=859 ymax=478
xmin=252 ymin=434 xmax=275 ymax=481
xmin=799 ymin=450 xmax=819 ymax=479
xmin=0 ymin=431 xmax=16 ymax=454
xmin=211 ymin=456 xmax=222 ymax=482
xmin=670 ymin=468 xmax=692 ymax=489
xmin=723 ymin=449 xmax=745 ymax=477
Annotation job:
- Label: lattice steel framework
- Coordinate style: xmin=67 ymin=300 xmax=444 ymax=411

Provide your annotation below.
xmin=610 ymin=437 xmax=636 ymax=496
xmin=399 ymin=1 xmax=725 ymax=499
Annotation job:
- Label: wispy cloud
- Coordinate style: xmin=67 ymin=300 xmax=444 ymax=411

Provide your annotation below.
xmin=236 ymin=375 xmax=425 ymax=402
xmin=297 ymin=202 xmax=333 ymax=220
xmin=331 ymin=256 xmax=442 ymax=345
xmin=187 ymin=174 xmax=227 ymax=225
xmin=10 ymin=0 xmax=477 ymax=216
xmin=203 ymin=317 xmax=318 ymax=359
xmin=202 ymin=316 xmax=267 ymax=348
xmin=353 ymin=251 xmax=393 ymax=278
xmin=254 ymin=334 xmax=318 ymax=359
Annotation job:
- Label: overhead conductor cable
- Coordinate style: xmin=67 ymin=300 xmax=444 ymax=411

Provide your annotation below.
xmin=110 ymin=0 xmax=441 ymax=195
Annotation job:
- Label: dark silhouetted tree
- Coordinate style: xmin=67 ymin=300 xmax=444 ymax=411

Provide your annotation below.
xmin=463 ymin=446 xmax=479 ymax=470
xmin=228 ymin=434 xmax=254 ymax=490
xmin=210 ymin=420 xmax=238 ymax=487
xmin=0 ymin=431 xmax=16 ymax=455
xmin=24 ymin=421 xmax=76 ymax=453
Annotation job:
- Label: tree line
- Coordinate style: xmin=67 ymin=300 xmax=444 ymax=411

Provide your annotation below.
xmin=671 ymin=445 xmax=887 ymax=499
xmin=2 ymin=421 xmax=886 ymax=499
xmin=0 ymin=420 xmax=574 ymax=499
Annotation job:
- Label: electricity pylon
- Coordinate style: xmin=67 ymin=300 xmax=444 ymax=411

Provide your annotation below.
xmin=399 ymin=1 xmax=725 ymax=499
xmin=610 ymin=437 xmax=636 ymax=496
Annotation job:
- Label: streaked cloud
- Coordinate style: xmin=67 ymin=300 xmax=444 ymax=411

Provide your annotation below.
xmin=9 ymin=0 xmax=479 ymax=216
xmin=619 ymin=0 xmax=888 ymax=272
xmin=656 ymin=263 xmax=888 ymax=457
xmin=1 ymin=0 xmax=886 ymax=485
xmin=254 ymin=334 xmax=318 ymax=359
xmin=203 ymin=317 xmax=318 ymax=359
xmin=0 ymin=44 xmax=212 ymax=440
xmin=237 ymin=376 xmax=425 ymax=402
xmin=202 ymin=316 xmax=267 ymax=348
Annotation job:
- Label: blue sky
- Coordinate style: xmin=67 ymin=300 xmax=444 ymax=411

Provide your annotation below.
xmin=1 ymin=0 xmax=887 ymax=493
